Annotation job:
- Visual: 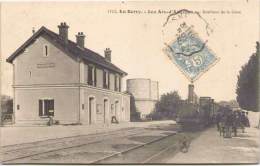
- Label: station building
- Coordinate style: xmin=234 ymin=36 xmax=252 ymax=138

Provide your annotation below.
xmin=127 ymin=79 xmax=159 ymax=119
xmin=6 ymin=22 xmax=130 ymax=125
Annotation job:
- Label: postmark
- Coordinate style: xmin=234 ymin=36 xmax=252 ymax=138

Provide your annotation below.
xmin=162 ymin=9 xmax=219 ymax=82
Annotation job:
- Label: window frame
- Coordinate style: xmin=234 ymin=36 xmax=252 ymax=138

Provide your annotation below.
xmin=114 ymin=74 xmax=120 ymax=91
xmin=103 ymin=70 xmax=109 ymax=89
xmin=39 ymin=98 xmax=54 ymax=117
xmin=43 ymin=44 xmax=49 ymax=57
xmin=87 ymin=65 xmax=96 ymax=86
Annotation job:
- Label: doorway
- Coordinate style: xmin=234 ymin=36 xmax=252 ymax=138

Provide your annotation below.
xmin=89 ymin=97 xmax=95 ymax=125
xmin=115 ymin=101 xmax=119 ymax=120
xmin=104 ymin=99 xmax=108 ymax=123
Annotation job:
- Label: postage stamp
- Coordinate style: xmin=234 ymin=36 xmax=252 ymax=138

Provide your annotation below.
xmin=163 ymin=21 xmax=219 ymax=82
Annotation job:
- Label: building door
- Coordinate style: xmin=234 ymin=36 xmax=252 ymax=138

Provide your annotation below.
xmin=89 ymin=97 xmax=94 ymax=124
xmin=104 ymin=99 xmax=108 ymax=123
xmin=115 ymin=101 xmax=119 ymax=120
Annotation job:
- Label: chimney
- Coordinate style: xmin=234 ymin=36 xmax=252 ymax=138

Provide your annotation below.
xmin=188 ymin=84 xmax=194 ymax=104
xmin=76 ymin=32 xmax=85 ymax=48
xmin=104 ymin=48 xmax=111 ymax=62
xmin=32 ymin=27 xmax=35 ymax=34
xmin=58 ymin=22 xmax=69 ymax=43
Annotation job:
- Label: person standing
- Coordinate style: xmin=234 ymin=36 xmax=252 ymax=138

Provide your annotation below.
xmin=232 ymin=112 xmax=240 ymax=137
xmin=224 ymin=110 xmax=233 ymax=138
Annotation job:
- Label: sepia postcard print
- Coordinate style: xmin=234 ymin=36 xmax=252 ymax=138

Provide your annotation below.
xmin=0 ymin=0 xmax=259 ymax=164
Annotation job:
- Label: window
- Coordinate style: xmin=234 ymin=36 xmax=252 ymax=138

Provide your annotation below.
xmin=115 ymin=75 xmax=121 ymax=91
xmin=39 ymin=99 xmax=54 ymax=117
xmin=119 ymin=77 xmax=121 ymax=92
xmin=88 ymin=66 xmax=93 ymax=85
xmin=88 ymin=65 xmax=96 ymax=86
xmin=108 ymin=73 xmax=110 ymax=89
xmin=17 ymin=105 xmax=20 ymax=110
xmin=29 ymin=71 xmax=32 ymax=78
xmin=103 ymin=70 xmax=109 ymax=89
xmin=88 ymin=97 xmax=95 ymax=124
xmin=43 ymin=44 xmax=49 ymax=57
xmin=114 ymin=75 xmax=118 ymax=91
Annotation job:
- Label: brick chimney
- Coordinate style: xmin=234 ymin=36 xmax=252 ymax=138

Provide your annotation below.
xmin=76 ymin=32 xmax=85 ymax=48
xmin=188 ymin=84 xmax=194 ymax=104
xmin=104 ymin=48 xmax=111 ymax=62
xmin=58 ymin=22 xmax=69 ymax=43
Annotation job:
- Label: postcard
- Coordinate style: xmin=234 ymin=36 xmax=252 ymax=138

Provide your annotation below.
xmin=0 ymin=0 xmax=259 ymax=164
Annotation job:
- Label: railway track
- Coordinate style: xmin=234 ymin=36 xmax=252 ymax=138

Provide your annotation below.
xmin=2 ymin=124 xmax=180 ymax=164
xmin=1 ymin=127 xmax=138 ymax=153
xmin=1 ymin=127 xmax=146 ymax=163
xmin=91 ymin=131 xmax=179 ymax=164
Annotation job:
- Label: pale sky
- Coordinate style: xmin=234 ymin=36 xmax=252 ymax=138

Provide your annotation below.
xmin=1 ymin=1 xmax=259 ymax=102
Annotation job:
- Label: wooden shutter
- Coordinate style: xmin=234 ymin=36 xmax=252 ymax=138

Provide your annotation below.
xmin=114 ymin=75 xmax=116 ymax=91
xmin=88 ymin=66 xmax=92 ymax=85
xmin=108 ymin=73 xmax=110 ymax=89
xmin=119 ymin=76 xmax=121 ymax=92
xmin=48 ymin=100 xmax=54 ymax=116
xmin=94 ymin=67 xmax=97 ymax=87
xmin=44 ymin=100 xmax=49 ymax=116
xmin=103 ymin=70 xmax=106 ymax=88
xmin=39 ymin=100 xmax=43 ymax=116
xmin=115 ymin=75 xmax=118 ymax=91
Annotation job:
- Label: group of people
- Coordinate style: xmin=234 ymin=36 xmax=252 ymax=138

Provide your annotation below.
xmin=215 ymin=107 xmax=250 ymax=138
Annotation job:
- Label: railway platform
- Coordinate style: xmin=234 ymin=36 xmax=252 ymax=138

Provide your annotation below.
xmin=0 ymin=120 xmax=182 ymax=164
xmin=1 ymin=118 xmax=258 ymax=164
xmin=166 ymin=126 xmax=260 ymax=164
xmin=0 ymin=120 xmax=175 ymax=146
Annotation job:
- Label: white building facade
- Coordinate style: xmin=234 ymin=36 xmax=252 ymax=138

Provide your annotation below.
xmin=7 ymin=23 xmax=130 ymax=125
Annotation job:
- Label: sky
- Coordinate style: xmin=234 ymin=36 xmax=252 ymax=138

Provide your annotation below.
xmin=1 ymin=0 xmax=259 ymax=102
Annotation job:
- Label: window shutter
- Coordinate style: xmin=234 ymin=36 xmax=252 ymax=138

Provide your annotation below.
xmin=94 ymin=67 xmax=97 ymax=86
xmin=107 ymin=72 xmax=110 ymax=89
xmin=88 ymin=66 xmax=92 ymax=85
xmin=103 ymin=71 xmax=106 ymax=88
xmin=39 ymin=100 xmax=43 ymax=116
xmin=44 ymin=100 xmax=49 ymax=116
xmin=115 ymin=75 xmax=117 ymax=91
xmin=48 ymin=100 xmax=54 ymax=116
xmin=45 ymin=45 xmax=48 ymax=56
xmin=114 ymin=76 xmax=116 ymax=91
xmin=119 ymin=76 xmax=121 ymax=92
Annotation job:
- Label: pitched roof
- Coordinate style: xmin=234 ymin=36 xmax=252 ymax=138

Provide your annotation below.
xmin=6 ymin=26 xmax=127 ymax=75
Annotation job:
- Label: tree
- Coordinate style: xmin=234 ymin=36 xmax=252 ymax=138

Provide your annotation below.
xmin=129 ymin=94 xmax=140 ymax=121
xmin=152 ymin=91 xmax=182 ymax=120
xmin=236 ymin=42 xmax=259 ymax=112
